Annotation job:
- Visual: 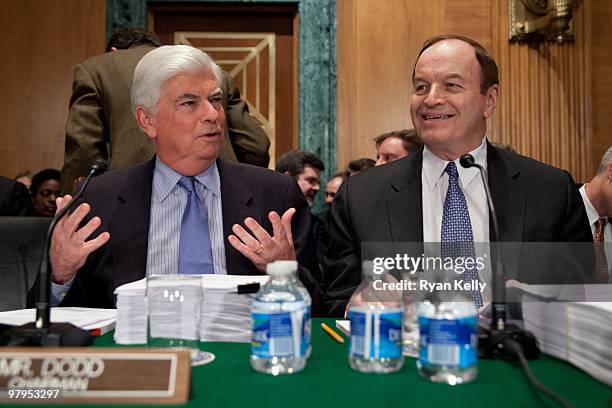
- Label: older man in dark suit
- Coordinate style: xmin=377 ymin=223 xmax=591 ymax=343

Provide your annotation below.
xmin=323 ymin=34 xmax=592 ymax=316
xmin=45 ymin=45 xmax=320 ymax=312
xmin=61 ymin=28 xmax=270 ymax=194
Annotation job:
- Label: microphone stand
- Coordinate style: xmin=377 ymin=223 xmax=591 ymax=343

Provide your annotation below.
xmin=459 ymin=154 xmax=538 ymax=360
xmin=0 ymin=160 xmax=107 ymax=347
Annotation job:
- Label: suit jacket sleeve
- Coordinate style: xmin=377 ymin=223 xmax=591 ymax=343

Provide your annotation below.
xmin=321 ymin=180 xmax=361 ymax=317
xmin=560 ymin=170 xmax=593 ymax=243
xmin=61 ymin=63 xmax=108 ymax=195
xmin=283 ymin=178 xmax=324 ymax=314
xmin=556 ymin=170 xmax=595 ymax=284
xmin=223 ymin=73 xmax=271 ymax=167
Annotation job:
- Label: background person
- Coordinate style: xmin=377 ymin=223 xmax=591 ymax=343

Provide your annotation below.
xmin=374 ymin=129 xmax=423 ymax=166
xmin=29 ymin=169 xmax=61 ymax=217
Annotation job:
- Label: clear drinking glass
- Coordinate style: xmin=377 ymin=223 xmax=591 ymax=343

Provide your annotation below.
xmin=147 ymin=274 xmax=212 ymax=365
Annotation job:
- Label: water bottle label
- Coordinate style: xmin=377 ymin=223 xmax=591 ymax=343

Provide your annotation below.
xmin=418 ymin=316 xmax=477 ymax=369
xmin=252 ymin=310 xmax=304 ymax=358
xmin=301 ymin=306 xmax=312 ymax=357
xmin=349 ymin=310 xmax=402 ymax=359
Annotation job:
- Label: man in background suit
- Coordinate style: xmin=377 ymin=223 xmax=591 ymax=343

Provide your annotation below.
xmin=323 ymin=34 xmax=592 ymax=316
xmin=580 ymin=146 xmax=612 ymax=282
xmin=46 ymin=45 xmax=320 ymax=312
xmin=61 ymin=28 xmax=270 ymax=194
xmin=374 ymin=128 xmax=422 ymax=166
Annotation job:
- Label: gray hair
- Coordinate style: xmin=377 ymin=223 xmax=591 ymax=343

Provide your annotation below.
xmin=597 ymin=146 xmax=612 ymax=174
xmin=131 ymin=45 xmax=223 ymax=114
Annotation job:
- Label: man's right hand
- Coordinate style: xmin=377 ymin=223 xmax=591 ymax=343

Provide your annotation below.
xmin=50 ymin=195 xmax=110 ymax=284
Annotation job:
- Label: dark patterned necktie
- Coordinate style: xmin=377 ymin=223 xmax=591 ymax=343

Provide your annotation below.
xmin=441 ymin=162 xmax=483 ymax=307
xmin=178 ymin=176 xmax=214 ymax=274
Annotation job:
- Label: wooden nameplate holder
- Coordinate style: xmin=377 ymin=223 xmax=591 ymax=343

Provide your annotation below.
xmin=0 ymin=348 xmax=191 ymax=404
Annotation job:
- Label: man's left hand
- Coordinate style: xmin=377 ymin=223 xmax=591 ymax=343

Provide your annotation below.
xmin=228 ymin=208 xmax=297 ymax=272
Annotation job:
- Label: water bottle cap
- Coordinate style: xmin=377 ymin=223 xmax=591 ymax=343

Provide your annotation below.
xmin=266 ymin=260 xmax=298 ymax=276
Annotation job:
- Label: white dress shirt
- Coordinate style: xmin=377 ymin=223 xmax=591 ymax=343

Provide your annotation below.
xmin=147 ymin=156 xmax=227 ymax=276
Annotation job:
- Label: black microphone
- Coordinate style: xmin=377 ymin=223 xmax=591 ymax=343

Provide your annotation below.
xmin=460 ymin=154 xmax=505 ymax=327
xmin=1 ymin=159 xmax=107 ymax=347
xmin=459 ymin=153 xmax=538 ymax=360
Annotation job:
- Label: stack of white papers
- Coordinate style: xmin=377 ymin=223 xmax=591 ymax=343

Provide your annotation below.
xmin=198 ymin=275 xmax=268 ymax=342
xmin=114 ymin=279 xmax=148 ymax=344
xmin=516 ymin=283 xmax=612 ymax=387
xmin=0 ymin=307 xmax=116 ymax=334
xmin=113 ymin=275 xmax=269 ymax=345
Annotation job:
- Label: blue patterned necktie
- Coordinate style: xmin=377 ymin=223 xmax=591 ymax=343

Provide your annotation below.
xmin=441 ymin=162 xmax=483 ymax=307
xmin=178 ymin=176 xmax=214 ymax=274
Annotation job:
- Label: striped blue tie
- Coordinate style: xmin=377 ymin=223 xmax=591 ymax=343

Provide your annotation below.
xmin=441 ymin=162 xmax=483 ymax=307
xmin=178 ymin=176 xmax=214 ymax=274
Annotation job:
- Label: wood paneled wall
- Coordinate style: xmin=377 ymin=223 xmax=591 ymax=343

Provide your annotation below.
xmin=0 ymin=0 xmax=609 ymax=182
xmin=337 ymin=0 xmax=611 ymax=182
xmin=490 ymin=0 xmax=591 ymax=180
xmin=0 ymin=0 xmax=106 ymax=179
xmin=591 ymin=1 xmax=612 ymax=173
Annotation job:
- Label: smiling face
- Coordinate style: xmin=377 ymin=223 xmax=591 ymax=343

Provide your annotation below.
xmin=136 ymin=68 xmax=225 ymax=176
xmin=410 ymin=39 xmax=498 ymax=160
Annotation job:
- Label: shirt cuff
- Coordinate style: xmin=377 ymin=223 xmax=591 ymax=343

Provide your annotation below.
xmin=50 ymin=277 xmax=75 ymax=306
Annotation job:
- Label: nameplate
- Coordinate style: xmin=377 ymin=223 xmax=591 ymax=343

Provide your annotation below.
xmin=0 ymin=348 xmax=191 ymax=404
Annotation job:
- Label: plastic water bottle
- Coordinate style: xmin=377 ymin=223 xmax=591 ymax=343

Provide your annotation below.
xmin=417 ymin=298 xmax=478 ymax=385
xmin=401 ymin=275 xmax=420 ymax=357
xmin=251 ymin=260 xmax=308 ymax=375
xmin=291 ymin=273 xmax=312 ymax=358
xmin=348 ymin=261 xmax=404 ymax=373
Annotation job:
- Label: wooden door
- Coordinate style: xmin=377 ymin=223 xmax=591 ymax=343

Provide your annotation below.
xmin=148 ymin=3 xmax=298 ymax=166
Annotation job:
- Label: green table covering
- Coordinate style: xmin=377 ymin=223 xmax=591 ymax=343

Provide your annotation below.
xmin=7 ymin=318 xmax=612 ymax=407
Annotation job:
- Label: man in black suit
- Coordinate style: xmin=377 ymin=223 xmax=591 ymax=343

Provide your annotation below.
xmin=0 ymin=176 xmax=31 ymax=216
xmin=323 ymin=34 xmax=592 ymax=316
xmin=45 ymin=45 xmax=320 ymax=312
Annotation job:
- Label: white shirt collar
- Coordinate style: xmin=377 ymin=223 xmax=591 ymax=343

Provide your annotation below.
xmin=153 ymin=156 xmax=220 ymax=202
xmin=422 ymin=137 xmax=488 ymax=191
xmin=579 ymin=184 xmax=600 ymax=227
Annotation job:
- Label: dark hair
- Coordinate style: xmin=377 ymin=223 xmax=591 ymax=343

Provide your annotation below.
xmin=30 ymin=169 xmax=60 ymax=195
xmin=106 ymin=27 xmax=161 ymax=52
xmin=412 ymin=34 xmax=499 ymax=95
xmin=374 ymin=129 xmax=423 ymax=154
xmin=276 ymin=150 xmax=325 ymax=177
xmin=346 ymin=158 xmax=375 ymax=176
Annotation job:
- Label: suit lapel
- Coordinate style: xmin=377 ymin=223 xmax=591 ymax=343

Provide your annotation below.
xmin=487 ymin=142 xmax=525 ymax=242
xmin=217 ymin=159 xmax=260 ymax=275
xmin=109 ymin=158 xmax=155 ymax=288
xmin=385 ymin=152 xmax=424 ymax=243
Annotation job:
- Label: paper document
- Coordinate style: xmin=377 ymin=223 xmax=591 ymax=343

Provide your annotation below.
xmin=114 ymin=274 xmax=270 ymax=344
xmin=515 ymin=282 xmax=612 ymax=387
xmin=0 ymin=307 xmax=116 ymax=334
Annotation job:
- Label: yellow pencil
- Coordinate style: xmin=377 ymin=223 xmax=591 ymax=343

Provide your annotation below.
xmin=321 ymin=323 xmax=345 ymax=344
